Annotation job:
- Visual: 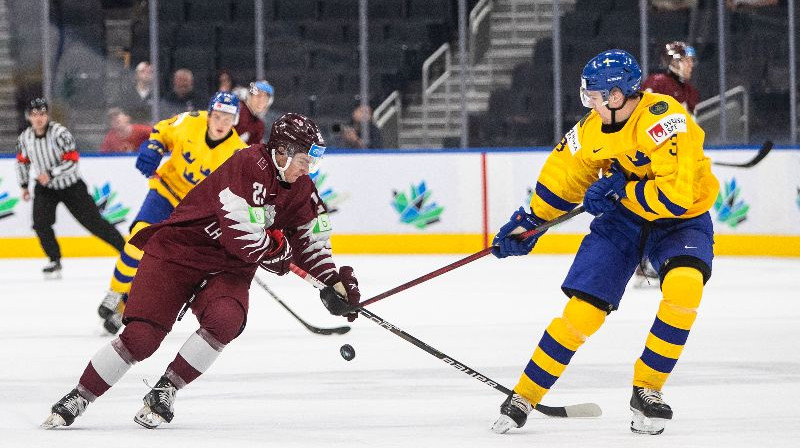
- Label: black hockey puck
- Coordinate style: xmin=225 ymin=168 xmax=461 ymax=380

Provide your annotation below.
xmin=340 ymin=344 xmax=355 ymax=361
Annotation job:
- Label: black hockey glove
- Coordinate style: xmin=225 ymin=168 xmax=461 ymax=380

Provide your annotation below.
xmin=319 ymin=266 xmax=361 ymax=322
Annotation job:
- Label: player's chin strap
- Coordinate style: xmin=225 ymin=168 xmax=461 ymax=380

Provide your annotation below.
xmin=605 ymin=97 xmax=629 ymax=127
xmin=271 ymin=149 xmax=292 ymax=182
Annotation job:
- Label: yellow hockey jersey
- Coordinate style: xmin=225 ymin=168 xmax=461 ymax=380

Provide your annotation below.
xmin=146 ymin=111 xmax=247 ymax=205
xmin=530 ymin=92 xmax=719 ymax=222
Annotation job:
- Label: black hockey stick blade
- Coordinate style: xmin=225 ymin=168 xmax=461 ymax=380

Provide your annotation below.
xmin=253 ymin=276 xmax=351 ymax=336
xmin=713 ymin=140 xmax=773 ymax=168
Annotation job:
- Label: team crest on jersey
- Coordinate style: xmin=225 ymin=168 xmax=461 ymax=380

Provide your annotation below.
xmin=565 ymin=124 xmax=581 ymax=154
xmin=649 ymin=101 xmax=669 ymax=115
xmin=646 ymin=114 xmax=687 ymax=145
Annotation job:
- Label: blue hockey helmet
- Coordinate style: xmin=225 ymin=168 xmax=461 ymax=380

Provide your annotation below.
xmin=580 ymin=49 xmax=642 ymax=107
xmin=208 ymin=91 xmax=241 ymax=125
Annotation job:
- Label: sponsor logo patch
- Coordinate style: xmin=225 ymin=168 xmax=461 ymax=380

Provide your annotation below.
xmin=646 ymin=113 xmax=687 ymax=144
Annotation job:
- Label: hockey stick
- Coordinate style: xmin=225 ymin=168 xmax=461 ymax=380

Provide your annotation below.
xmin=355 ymin=205 xmax=586 ymax=309
xmin=289 ymin=263 xmax=601 ymax=418
xmin=713 ymin=140 xmax=773 ymax=168
xmin=253 ymin=275 xmax=350 ymax=335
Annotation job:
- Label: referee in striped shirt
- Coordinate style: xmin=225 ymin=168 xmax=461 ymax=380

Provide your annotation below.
xmin=15 ymin=98 xmax=125 ymax=278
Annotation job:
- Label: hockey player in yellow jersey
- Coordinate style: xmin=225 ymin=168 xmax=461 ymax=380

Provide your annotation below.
xmin=490 ymin=50 xmax=719 ymax=436
xmin=97 ymin=92 xmax=247 ymax=334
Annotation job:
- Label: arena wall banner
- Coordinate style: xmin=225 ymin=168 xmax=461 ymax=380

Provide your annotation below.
xmin=0 ymin=147 xmax=798 ymax=258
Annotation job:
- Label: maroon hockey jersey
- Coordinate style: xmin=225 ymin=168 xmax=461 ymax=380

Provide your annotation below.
xmin=130 ymin=143 xmax=337 ymax=283
xmin=234 ymin=104 xmax=266 ymax=145
xmin=641 ymin=71 xmax=700 ymax=114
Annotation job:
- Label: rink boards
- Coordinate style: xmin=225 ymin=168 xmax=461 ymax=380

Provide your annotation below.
xmin=0 ymin=147 xmax=798 ymax=257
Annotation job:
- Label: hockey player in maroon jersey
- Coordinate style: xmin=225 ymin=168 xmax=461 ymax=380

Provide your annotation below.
xmin=234 ymin=80 xmax=273 ymax=144
xmin=42 ymin=113 xmax=361 ymax=430
xmin=642 ymin=41 xmax=700 ymax=114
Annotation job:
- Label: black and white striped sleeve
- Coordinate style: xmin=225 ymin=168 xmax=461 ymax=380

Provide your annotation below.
xmin=14 ymin=134 xmax=31 ymax=188
xmin=49 ymin=124 xmax=79 ymax=178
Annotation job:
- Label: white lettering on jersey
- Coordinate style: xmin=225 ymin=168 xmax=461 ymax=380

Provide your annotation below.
xmin=647 ymin=113 xmax=688 ymax=145
xmin=565 ymin=124 xmax=581 ymax=155
xmin=252 ymin=182 xmax=265 ymax=205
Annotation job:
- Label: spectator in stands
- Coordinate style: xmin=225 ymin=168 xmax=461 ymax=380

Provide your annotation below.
xmin=215 ymin=69 xmax=236 ymax=93
xmin=336 ymin=103 xmax=383 ymax=149
xmin=117 ymin=61 xmax=154 ymax=122
xmin=642 ymin=41 xmax=699 ymax=114
xmin=234 ymin=80 xmax=274 ymax=145
xmin=726 ymin=0 xmax=779 ymax=9
xmin=164 ymin=68 xmax=206 ymax=117
xmin=651 ymin=0 xmax=698 ymax=11
xmin=100 ymin=108 xmax=151 ymax=153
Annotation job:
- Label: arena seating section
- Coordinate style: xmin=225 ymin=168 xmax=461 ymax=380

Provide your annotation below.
xmin=40 ymin=0 xmax=796 ymax=148
xmin=477 ymin=0 xmax=793 ymax=146
xmin=129 ymin=0 xmax=457 ymax=132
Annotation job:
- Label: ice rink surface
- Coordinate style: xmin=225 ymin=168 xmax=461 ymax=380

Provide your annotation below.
xmin=1 ymin=254 xmax=799 ymax=448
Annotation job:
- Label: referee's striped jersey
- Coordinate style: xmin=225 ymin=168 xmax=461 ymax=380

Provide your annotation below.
xmin=15 ymin=121 xmax=81 ymax=190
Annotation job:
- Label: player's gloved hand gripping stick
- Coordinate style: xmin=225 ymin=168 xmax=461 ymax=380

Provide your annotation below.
xmin=290 ymin=263 xmax=601 ymax=418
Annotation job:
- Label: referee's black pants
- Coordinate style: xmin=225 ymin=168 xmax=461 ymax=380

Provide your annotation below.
xmin=32 ymin=180 xmax=126 ymax=261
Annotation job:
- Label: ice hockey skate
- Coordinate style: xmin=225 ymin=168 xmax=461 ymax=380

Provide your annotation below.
xmin=134 ymin=377 xmax=177 ymax=429
xmin=97 ymin=290 xmax=125 ymax=319
xmin=491 ymin=393 xmax=533 ymax=434
xmin=630 ymin=386 xmax=673 ymax=435
xmin=41 ymin=388 xmax=89 ymax=429
xmin=42 ymin=260 xmax=62 ymax=280
xmin=103 ymin=310 xmax=124 ymax=335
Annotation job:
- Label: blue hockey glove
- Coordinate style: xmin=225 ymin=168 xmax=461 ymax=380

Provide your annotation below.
xmin=584 ymin=164 xmax=627 ymax=216
xmin=135 ymin=140 xmax=165 ymax=177
xmin=491 ymin=207 xmax=546 ymax=259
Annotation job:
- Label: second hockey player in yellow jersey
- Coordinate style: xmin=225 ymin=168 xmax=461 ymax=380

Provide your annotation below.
xmin=490 ymin=50 xmax=719 ymax=436
xmin=97 ymin=92 xmax=247 ymax=334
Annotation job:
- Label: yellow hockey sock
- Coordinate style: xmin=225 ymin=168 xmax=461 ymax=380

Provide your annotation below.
xmin=634 ymin=266 xmax=704 ymax=390
xmin=109 ymin=221 xmax=148 ymax=295
xmin=515 ymin=297 xmax=606 ymax=405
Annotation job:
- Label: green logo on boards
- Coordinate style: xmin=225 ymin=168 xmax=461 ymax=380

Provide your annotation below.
xmin=0 ymin=177 xmax=20 ymax=220
xmin=92 ymin=182 xmax=131 ymax=225
xmin=392 ymin=181 xmax=444 ymax=229
xmin=649 ymin=101 xmax=669 ymax=115
xmin=310 ymin=170 xmax=349 ymax=214
xmin=713 ymin=178 xmax=749 ymax=228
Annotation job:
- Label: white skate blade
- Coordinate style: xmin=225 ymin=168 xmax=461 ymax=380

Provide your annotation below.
xmin=41 ymin=413 xmax=67 ymax=429
xmin=134 ymin=405 xmax=166 ymax=429
xmin=630 ymin=407 xmax=667 ymax=435
xmin=43 ymin=272 xmax=62 ymax=280
xmin=490 ymin=415 xmax=519 ymax=434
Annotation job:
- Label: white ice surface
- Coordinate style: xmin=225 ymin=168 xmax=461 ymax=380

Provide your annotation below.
xmin=1 ymin=255 xmax=799 ymax=448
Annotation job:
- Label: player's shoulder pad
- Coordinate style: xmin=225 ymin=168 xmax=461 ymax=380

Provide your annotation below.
xmin=637 ymin=92 xmax=690 ymax=147
xmin=559 ymin=111 xmax=597 ymax=155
